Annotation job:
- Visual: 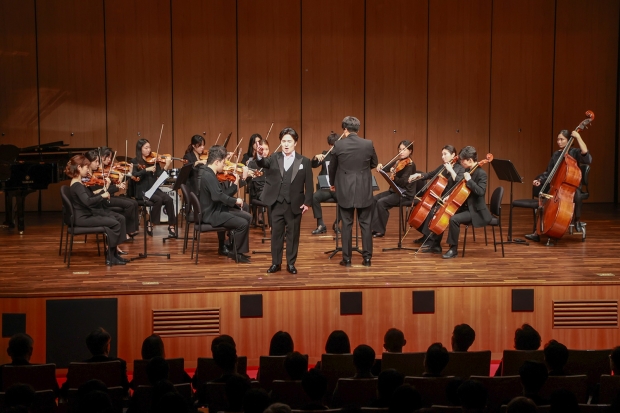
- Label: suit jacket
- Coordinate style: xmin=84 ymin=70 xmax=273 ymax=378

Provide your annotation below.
xmin=464 ymin=167 xmax=493 ymax=227
xmin=328 ymin=133 xmax=378 ymax=208
xmin=199 ymin=168 xmax=238 ymax=227
xmin=256 ymin=152 xmax=313 ymax=214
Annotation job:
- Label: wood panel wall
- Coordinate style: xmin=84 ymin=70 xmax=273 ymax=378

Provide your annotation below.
xmin=2 ymin=284 xmax=620 ymax=367
xmin=1 ymin=0 xmax=619 ymax=214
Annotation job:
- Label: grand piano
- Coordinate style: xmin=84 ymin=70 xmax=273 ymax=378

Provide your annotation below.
xmin=0 ymin=141 xmax=93 ymax=234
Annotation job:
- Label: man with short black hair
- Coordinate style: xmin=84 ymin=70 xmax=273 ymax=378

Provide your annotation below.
xmin=384 ymin=328 xmax=407 ymax=353
xmin=423 ymin=342 xmax=450 ymax=377
xmin=544 ymin=339 xmax=569 ymax=376
xmin=452 ymin=324 xmax=476 ymax=351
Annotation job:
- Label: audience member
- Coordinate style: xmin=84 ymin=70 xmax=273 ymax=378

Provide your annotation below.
xmin=383 ymin=328 xmax=407 ymax=352
xmin=457 ymin=379 xmax=487 ymax=413
xmin=445 ymin=377 xmax=465 ymax=406
xmin=495 ymin=323 xmax=542 ymax=376
xmin=506 ymin=396 xmax=537 ymax=413
xmin=212 ymin=342 xmax=238 ymax=382
xmin=141 ymin=334 xmax=165 ymax=359
xmin=269 ymin=331 xmax=294 ymax=356
xmin=423 ymin=342 xmax=449 ymax=377
xmin=549 ymin=388 xmax=579 ymax=413
xmin=242 ymin=388 xmax=271 ymax=413
xmin=225 ymin=374 xmax=252 ymax=412
xmin=371 ymin=369 xmax=404 ymax=408
xmin=146 ymin=356 xmax=169 ymax=385
xmin=3 ymin=383 xmax=35 ymax=411
xmin=518 ymin=360 xmax=549 ymax=405
xmin=0 ymin=333 xmax=36 ymax=392
xmin=609 ymin=346 xmax=620 ymax=375
xmin=325 ymin=330 xmax=351 ymax=354
xmin=264 ymin=402 xmax=292 ymax=413
xmin=211 ymin=334 xmax=237 ymax=355
xmin=543 ymin=339 xmax=569 ymax=376
xmin=284 ymin=351 xmax=308 ymax=380
xmin=388 ymin=384 xmax=422 ymax=413
xmin=451 ymin=324 xmax=476 ymax=351
xmin=352 ymin=344 xmax=376 ymax=378
xmin=301 ymin=368 xmax=329 ymax=410
xmin=78 ymin=390 xmax=114 ymax=413
xmin=152 ymin=391 xmax=190 ymax=413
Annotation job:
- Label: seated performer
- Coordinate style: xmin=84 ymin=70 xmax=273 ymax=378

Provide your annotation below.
xmin=199 ymin=145 xmax=252 ymax=264
xmin=66 ymin=154 xmax=128 ymax=265
xmin=131 ymin=139 xmax=177 ymax=238
xmin=241 ymin=133 xmax=263 ymax=166
xmin=311 ymin=132 xmax=341 ymax=235
xmin=425 ymin=146 xmax=492 ymax=259
xmin=525 ymin=130 xmax=591 ymax=242
xmin=408 ymin=144 xmax=463 ymax=245
xmin=371 ymin=140 xmax=416 ymax=238
xmin=247 ymin=139 xmax=269 ymax=202
xmin=183 ymin=135 xmax=208 ymax=196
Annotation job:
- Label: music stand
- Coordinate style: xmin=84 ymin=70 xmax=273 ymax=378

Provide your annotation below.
xmin=376 ymin=170 xmax=416 ymax=252
xmin=490 ymin=158 xmax=528 ymax=245
xmin=163 ymin=163 xmax=193 ymax=243
xmin=131 ymin=190 xmax=171 ymax=261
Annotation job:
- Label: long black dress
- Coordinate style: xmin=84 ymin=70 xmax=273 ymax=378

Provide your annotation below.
xmin=131 ymin=159 xmax=176 ymax=226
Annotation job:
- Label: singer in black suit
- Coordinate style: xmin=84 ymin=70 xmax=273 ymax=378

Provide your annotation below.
xmin=328 ymin=116 xmax=378 ymax=267
xmin=256 ymin=127 xmax=313 ymax=274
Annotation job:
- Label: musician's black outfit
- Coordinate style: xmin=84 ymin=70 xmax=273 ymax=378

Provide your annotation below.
xmin=311 ymin=151 xmax=340 ymax=233
xmin=370 ymin=159 xmax=416 ymax=237
xmin=182 ymin=151 xmax=206 ymax=196
xmin=89 ymin=181 xmax=139 ymax=235
xmin=131 ymin=159 xmax=177 ymax=233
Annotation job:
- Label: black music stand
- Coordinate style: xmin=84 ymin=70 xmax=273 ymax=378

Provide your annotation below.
xmin=377 ymin=170 xmax=416 ymax=252
xmin=490 ymin=158 xmax=528 ymax=245
xmin=163 ymin=163 xmax=192 ymax=243
xmin=131 ymin=190 xmax=171 ymax=261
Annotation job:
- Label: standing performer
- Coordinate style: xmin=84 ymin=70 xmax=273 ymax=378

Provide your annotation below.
xmin=328 ymin=116 xmax=378 ymax=267
xmin=256 ymin=127 xmax=313 ymax=274
xmin=183 ymin=135 xmax=208 ymax=196
xmin=132 ymin=139 xmax=177 ymax=237
xmin=525 ymin=130 xmax=591 ymax=242
xmin=311 ymin=132 xmax=341 ymax=235
xmin=371 ymin=140 xmax=416 ymax=238
xmin=199 ymin=145 xmax=252 ymax=264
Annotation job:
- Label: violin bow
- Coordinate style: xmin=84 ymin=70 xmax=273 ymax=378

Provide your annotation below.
xmin=318 ymin=131 xmax=346 ymax=163
xmin=214 ymin=132 xmax=222 ymax=146
xmin=264 ymin=122 xmax=274 ymax=141
xmin=382 ymin=140 xmax=414 ymax=170
xmin=231 ymin=137 xmax=243 ymax=157
xmin=152 ymin=123 xmax=164 ymax=174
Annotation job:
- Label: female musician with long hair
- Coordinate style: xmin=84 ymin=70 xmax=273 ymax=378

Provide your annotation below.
xmin=65 ymin=154 xmax=128 ymax=266
xmin=132 ymin=139 xmax=177 ymax=237
xmin=241 ymin=133 xmax=262 ymax=165
xmin=183 ymin=135 xmax=208 ymax=195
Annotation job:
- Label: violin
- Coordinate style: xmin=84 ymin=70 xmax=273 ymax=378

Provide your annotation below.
xmin=223 ymin=160 xmax=262 ymax=177
xmin=143 ymin=152 xmax=188 ymax=165
xmin=82 ymin=173 xmax=106 ymax=187
xmin=216 ymin=172 xmax=237 ymax=183
xmin=390 ymin=158 xmax=412 ymax=180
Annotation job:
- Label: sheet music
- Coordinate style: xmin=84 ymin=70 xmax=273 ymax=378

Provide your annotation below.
xmin=378 ymin=169 xmax=405 ymax=196
xmin=145 ymin=171 xmax=169 ymax=199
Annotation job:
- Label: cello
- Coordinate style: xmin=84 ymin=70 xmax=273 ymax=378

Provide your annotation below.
xmin=428 ymin=154 xmax=493 ymax=235
xmin=536 ymin=111 xmax=594 ymax=240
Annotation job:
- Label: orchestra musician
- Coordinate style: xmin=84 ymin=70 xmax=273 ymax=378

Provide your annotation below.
xmin=183 ymin=135 xmax=208 ymax=196
xmin=371 ymin=140 xmax=416 ymax=238
xmin=311 ymin=132 xmax=341 ymax=235
xmin=425 ymin=146 xmax=492 ymax=259
xmin=241 ymin=133 xmax=263 ymax=165
xmin=328 ymin=116 xmax=378 ymax=267
xmin=199 ymin=145 xmax=252 ymax=264
xmin=408 ymin=145 xmax=463 ymax=245
xmin=66 ymin=154 xmax=128 ymax=266
xmin=256 ymin=127 xmax=313 ymax=275
xmin=131 ymin=139 xmax=177 ymax=238
xmin=247 ymin=139 xmax=269 ymax=202
xmin=525 ymin=130 xmax=592 ymax=242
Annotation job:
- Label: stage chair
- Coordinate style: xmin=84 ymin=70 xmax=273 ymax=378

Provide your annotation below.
xmin=598 ymin=374 xmax=620 ymax=404
xmin=204 ymin=382 xmax=228 ymax=412
xmin=404 ymin=376 xmax=455 ymax=407
xmin=564 ymin=349 xmax=611 ymax=393
xmin=60 ymin=185 xmax=107 ymax=268
xmin=442 ymin=350 xmax=492 ymax=378
xmin=179 ymin=184 xmax=193 ymax=254
xmin=470 ymin=375 xmax=522 ymax=413
xmin=568 ymin=164 xmax=591 ymax=241
xmin=0 ymin=389 xmax=57 ymax=413
xmin=381 ymin=352 xmax=426 ymax=377
xmin=500 ymin=350 xmax=544 ymax=376
xmin=539 ymin=375 xmax=588 ymax=403
xmin=132 ymin=383 xmax=192 ymax=413
xmin=188 ymin=192 xmax=237 ymax=264
xmin=271 ymin=380 xmax=312 ymax=409
xmin=131 ymin=358 xmax=189 ymax=386
xmin=65 ymin=361 xmax=123 ymax=389
xmin=258 ymin=355 xmax=309 ymax=392
xmin=194 ymin=356 xmax=248 ymax=385
xmin=320 ymin=354 xmax=357 ymax=398
xmin=65 ymin=386 xmax=125 ymax=413
xmin=1 ymin=364 xmax=57 ymax=392
xmin=331 ymin=378 xmax=377 ymax=408
xmin=462 ymin=186 xmax=504 ymax=257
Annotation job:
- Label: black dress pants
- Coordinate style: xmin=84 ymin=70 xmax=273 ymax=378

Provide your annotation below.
xmin=271 ymin=200 xmax=302 ymax=265
xmin=149 ymin=189 xmax=176 ymax=225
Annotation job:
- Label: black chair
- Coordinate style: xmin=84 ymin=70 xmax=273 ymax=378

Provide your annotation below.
xmin=194 ymin=356 xmax=248 ymax=384
xmin=331 ymin=378 xmax=378 ymax=408
xmin=568 ymin=163 xmax=590 ymax=241
xmin=500 ymin=350 xmax=545 ymax=376
xmin=462 ymin=186 xmax=503 ymax=257
xmin=380 ymin=352 xmax=426 ymax=377
xmin=179 ymin=183 xmax=193 ymax=254
xmin=442 ymin=350 xmax=492 ymax=378
xmin=59 ymin=185 xmax=107 ymax=267
xmin=404 ymin=376 xmax=455 ymax=407
xmin=132 ymin=358 xmax=189 ymax=386
xmin=188 ymin=192 xmax=237 ymax=264
xmin=1 ymin=364 xmax=57 ymax=392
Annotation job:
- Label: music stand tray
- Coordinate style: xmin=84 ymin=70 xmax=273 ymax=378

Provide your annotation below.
xmin=490 ymin=158 xmax=528 ymax=246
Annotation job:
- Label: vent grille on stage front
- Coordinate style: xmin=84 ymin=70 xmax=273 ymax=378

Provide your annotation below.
xmin=152 ymin=308 xmax=220 ymax=337
xmin=553 ymin=300 xmax=618 ymax=328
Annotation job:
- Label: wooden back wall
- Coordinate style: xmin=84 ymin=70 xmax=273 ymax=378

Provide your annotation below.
xmin=1 ymin=0 xmax=618 ymax=212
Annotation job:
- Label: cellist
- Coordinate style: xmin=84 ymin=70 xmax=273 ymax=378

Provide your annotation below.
xmin=525 ymin=130 xmax=591 ymax=242
xmin=407 ymin=144 xmax=464 ymax=245
xmin=425 ymin=146 xmax=492 ymax=259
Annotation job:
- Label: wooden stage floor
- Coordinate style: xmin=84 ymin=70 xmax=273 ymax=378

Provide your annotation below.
xmin=1 ymin=203 xmax=619 ymax=298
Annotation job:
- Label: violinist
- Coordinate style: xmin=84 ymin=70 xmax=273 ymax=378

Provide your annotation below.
xmin=370 ymin=140 xmax=416 ymax=238
xmin=525 ymin=130 xmax=591 ymax=242
xmin=183 ymin=135 xmax=208 ymax=195
xmin=426 ymin=146 xmax=492 ymax=259
xmin=311 ymin=132 xmax=341 ymax=235
xmin=408 ymin=145 xmax=463 ymax=244
xmin=199 ymin=145 xmax=252 ymax=263
xmin=132 ymin=139 xmax=177 ymax=238
xmin=247 ymin=139 xmax=269 ymax=202
xmin=241 ymin=133 xmax=263 ymax=165
xmin=66 ymin=154 xmax=128 ymax=266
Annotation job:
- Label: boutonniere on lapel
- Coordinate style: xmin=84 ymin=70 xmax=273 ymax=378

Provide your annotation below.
xmin=299 ymin=164 xmax=304 ymax=170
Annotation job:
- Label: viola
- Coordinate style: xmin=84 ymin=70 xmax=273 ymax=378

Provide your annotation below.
xmin=537 ymin=111 xmax=594 ymax=239
xmin=428 ymin=154 xmax=493 ymax=235
xmin=144 ymin=152 xmax=188 ymax=165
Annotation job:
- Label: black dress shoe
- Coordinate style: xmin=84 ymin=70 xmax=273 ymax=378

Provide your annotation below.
xmin=267 ymin=264 xmax=281 ymax=273
xmin=114 ymin=252 xmax=130 ymax=263
xmin=442 ymin=248 xmax=458 ymax=259
xmin=287 ymin=265 xmax=297 ymax=274
xmin=421 ymin=245 xmax=442 ymax=254
xmin=525 ymin=233 xmax=540 ymax=242
xmin=236 ymin=254 xmax=251 ymax=264
xmin=117 ymin=249 xmax=128 ymax=255
xmin=373 ymin=233 xmax=384 ymax=238
xmin=413 ymin=236 xmax=425 ymax=244
xmin=339 ymin=259 xmax=351 ymax=267
xmin=218 ymin=244 xmax=231 ymax=256
xmin=312 ymin=225 xmax=327 ymax=235
xmin=362 ymin=258 xmax=371 ymax=267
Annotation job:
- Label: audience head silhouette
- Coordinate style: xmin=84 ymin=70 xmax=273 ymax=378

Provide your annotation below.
xmin=146 ymin=356 xmax=169 ymax=385
xmin=377 ymin=369 xmax=404 ymax=405
xmin=383 ymin=328 xmax=406 ymax=353
xmin=506 ymin=396 xmax=537 ymax=413
xmin=549 ymin=388 xmax=579 ymax=413
xmin=458 ymin=379 xmax=487 ymax=413
xmin=388 ymin=384 xmax=422 ymax=413
xmin=242 ymin=388 xmax=271 ymax=413
xmin=4 ymin=383 xmax=35 ymax=411
xmin=325 ymin=330 xmax=351 ymax=354
xmin=424 ymin=342 xmax=449 ymax=377
xmin=518 ymin=360 xmax=548 ymax=397
xmin=269 ymin=331 xmax=294 ymax=356
xmin=284 ymin=351 xmax=308 ymax=380
xmin=86 ymin=327 xmax=111 ymax=356
xmin=302 ymin=368 xmax=328 ymax=402
xmin=213 ymin=342 xmax=237 ymax=373
xmin=353 ymin=344 xmax=376 ymax=378
xmin=141 ymin=334 xmax=165 ymax=359
xmin=225 ymin=374 xmax=252 ymax=412
xmin=514 ymin=324 xmax=541 ymax=350
xmin=7 ymin=333 xmax=33 ymax=362
xmin=452 ymin=324 xmax=476 ymax=351
xmin=543 ymin=339 xmax=569 ymax=375
xmin=211 ymin=334 xmax=236 ymax=356
xmin=153 ymin=390 xmax=190 ymax=413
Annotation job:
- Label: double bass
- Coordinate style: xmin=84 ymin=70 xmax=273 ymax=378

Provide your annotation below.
xmin=536 ymin=111 xmax=594 ymax=240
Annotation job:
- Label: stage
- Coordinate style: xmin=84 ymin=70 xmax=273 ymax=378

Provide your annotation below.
xmin=0 ymin=203 xmax=619 ymax=367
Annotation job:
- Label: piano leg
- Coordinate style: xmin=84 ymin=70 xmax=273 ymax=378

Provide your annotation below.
xmin=17 ymin=191 xmax=27 ymax=234
xmin=3 ymin=191 xmax=15 ymax=229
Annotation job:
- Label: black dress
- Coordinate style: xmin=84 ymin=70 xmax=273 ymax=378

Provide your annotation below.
xmin=182 ymin=151 xmax=206 ymax=196
xmin=89 ymin=181 xmax=139 ymax=234
xmin=131 ymin=158 xmax=176 ymax=226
